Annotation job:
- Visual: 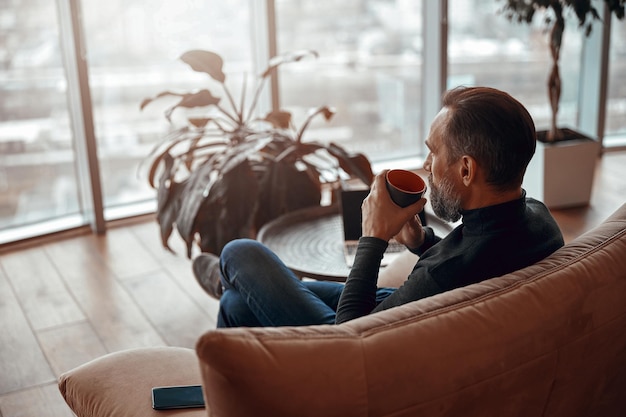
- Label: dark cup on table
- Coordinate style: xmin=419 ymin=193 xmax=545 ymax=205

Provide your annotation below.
xmin=385 ymin=169 xmax=427 ymax=208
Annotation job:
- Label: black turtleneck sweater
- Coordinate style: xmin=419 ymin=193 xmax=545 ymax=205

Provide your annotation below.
xmin=335 ymin=194 xmax=564 ymax=324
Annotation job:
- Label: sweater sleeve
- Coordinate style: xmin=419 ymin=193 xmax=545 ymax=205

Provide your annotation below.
xmin=335 ymin=227 xmax=449 ymax=324
xmin=335 ymin=235 xmax=448 ymax=324
xmin=335 ymin=236 xmax=386 ymax=324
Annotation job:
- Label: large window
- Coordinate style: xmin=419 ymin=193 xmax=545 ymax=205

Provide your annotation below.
xmin=0 ymin=0 xmax=623 ymax=245
xmin=0 ymin=0 xmax=82 ymax=236
xmin=275 ymin=0 xmax=424 ymax=162
xmin=0 ymin=0 xmax=254 ymax=243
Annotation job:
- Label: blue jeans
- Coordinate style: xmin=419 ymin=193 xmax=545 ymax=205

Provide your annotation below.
xmin=217 ymin=239 xmax=395 ymax=328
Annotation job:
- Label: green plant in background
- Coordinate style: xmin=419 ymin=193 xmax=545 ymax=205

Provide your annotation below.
xmin=140 ymin=50 xmax=374 ymax=257
xmin=499 ymin=0 xmax=625 ymax=142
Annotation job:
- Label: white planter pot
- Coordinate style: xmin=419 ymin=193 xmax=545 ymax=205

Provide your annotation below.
xmin=523 ymin=132 xmax=599 ymax=209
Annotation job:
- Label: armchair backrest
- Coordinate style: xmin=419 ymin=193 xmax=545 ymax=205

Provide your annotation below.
xmin=196 ymin=204 xmax=626 ymax=417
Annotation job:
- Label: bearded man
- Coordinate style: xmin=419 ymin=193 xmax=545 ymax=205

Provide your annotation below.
xmin=193 ymin=86 xmax=564 ymax=327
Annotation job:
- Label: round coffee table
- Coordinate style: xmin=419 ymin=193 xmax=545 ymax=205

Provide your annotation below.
xmin=257 ymin=204 xmax=453 ymax=282
xmin=257 ymin=204 xmax=349 ymax=281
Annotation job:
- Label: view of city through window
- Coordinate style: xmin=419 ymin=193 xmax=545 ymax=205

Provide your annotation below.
xmin=0 ymin=0 xmax=253 ymax=233
xmin=1 ymin=0 xmax=624 ymax=241
xmin=0 ymin=0 xmax=81 ymax=229
xmin=80 ymin=0 xmax=253 ymax=212
xmin=276 ymin=0 xmax=424 ymax=161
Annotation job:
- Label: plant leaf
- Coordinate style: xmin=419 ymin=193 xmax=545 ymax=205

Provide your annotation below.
xmin=175 ymin=159 xmax=220 ymax=257
xmin=180 ymin=50 xmax=226 ymax=83
xmin=261 ymin=50 xmax=319 ymax=78
xmin=219 ymin=134 xmax=276 ymax=175
xmin=155 ymin=153 xmax=186 ymax=253
xmin=274 ymin=141 xmax=326 ymax=164
xmin=296 ymin=106 xmax=336 ymax=142
xmin=140 ymin=126 xmax=188 ymax=187
xmin=263 ymin=110 xmax=292 ymax=129
xmin=255 ymin=161 xmax=321 ymax=228
xmin=176 ymin=89 xmax=221 ymax=109
xmin=144 ymin=129 xmax=227 ymax=188
xmin=317 ymin=106 xmax=336 ymax=121
xmin=193 ymin=160 xmax=259 ymax=255
xmin=164 ymin=90 xmax=222 ymax=122
xmin=140 ymin=90 xmax=186 ymax=111
xmin=142 ymin=90 xmax=221 ymax=122
xmin=189 ymin=118 xmax=211 ymax=128
xmin=326 ymin=142 xmax=375 ymax=185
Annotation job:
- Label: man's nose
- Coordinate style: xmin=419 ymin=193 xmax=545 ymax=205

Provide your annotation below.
xmin=423 ymin=154 xmax=432 ymax=172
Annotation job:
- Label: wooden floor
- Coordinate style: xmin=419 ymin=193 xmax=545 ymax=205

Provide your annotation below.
xmin=0 ymin=151 xmax=625 ymax=417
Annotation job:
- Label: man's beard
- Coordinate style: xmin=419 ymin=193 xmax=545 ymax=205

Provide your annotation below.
xmin=428 ymin=174 xmax=462 ymax=223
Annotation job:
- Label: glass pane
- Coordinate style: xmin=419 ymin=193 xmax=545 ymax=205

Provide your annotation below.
xmin=79 ymin=0 xmax=254 ymax=217
xmin=448 ymin=0 xmax=583 ymax=133
xmin=0 ymin=1 xmax=81 ymax=233
xmin=604 ymin=15 xmax=626 ymax=143
xmin=275 ymin=0 xmax=424 ymax=163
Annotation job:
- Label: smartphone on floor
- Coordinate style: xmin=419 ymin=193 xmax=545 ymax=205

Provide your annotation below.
xmin=151 ymin=384 xmax=205 ymax=410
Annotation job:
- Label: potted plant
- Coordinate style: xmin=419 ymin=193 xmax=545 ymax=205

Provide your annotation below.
xmin=500 ymin=0 xmax=625 ymax=208
xmin=140 ymin=50 xmax=374 ymax=257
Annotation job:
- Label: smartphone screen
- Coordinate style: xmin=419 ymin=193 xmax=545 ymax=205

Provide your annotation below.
xmin=151 ymin=385 xmax=205 ymax=410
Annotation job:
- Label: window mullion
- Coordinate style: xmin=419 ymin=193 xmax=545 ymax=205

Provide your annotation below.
xmin=422 ymin=0 xmax=447 ymax=145
xmin=578 ymin=1 xmax=611 ymax=150
xmin=56 ymin=0 xmax=105 ymax=233
xmin=250 ymin=0 xmax=276 ymax=115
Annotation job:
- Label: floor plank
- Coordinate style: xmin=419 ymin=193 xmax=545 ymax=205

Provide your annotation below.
xmin=0 ymin=383 xmax=74 ymax=417
xmin=37 ymin=321 xmax=107 ymax=377
xmin=0 ymin=247 xmax=84 ymax=331
xmin=0 ymin=268 xmax=55 ymax=395
xmin=129 ymin=221 xmax=221 ymax=319
xmin=121 ymin=270 xmax=216 ymax=348
xmin=88 ymin=226 xmax=163 ymax=280
xmin=43 ymin=237 xmax=167 ymax=352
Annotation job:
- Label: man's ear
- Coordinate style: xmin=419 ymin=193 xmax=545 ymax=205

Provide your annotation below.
xmin=459 ymin=155 xmax=477 ymax=186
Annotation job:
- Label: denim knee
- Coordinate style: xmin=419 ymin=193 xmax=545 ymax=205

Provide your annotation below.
xmin=221 ymin=238 xmax=264 ymax=262
xmin=220 ymin=238 xmax=275 ymax=286
xmin=217 ymin=289 xmax=261 ymax=328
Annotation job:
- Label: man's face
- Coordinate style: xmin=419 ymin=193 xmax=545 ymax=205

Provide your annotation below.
xmin=424 ymin=109 xmax=463 ymax=223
